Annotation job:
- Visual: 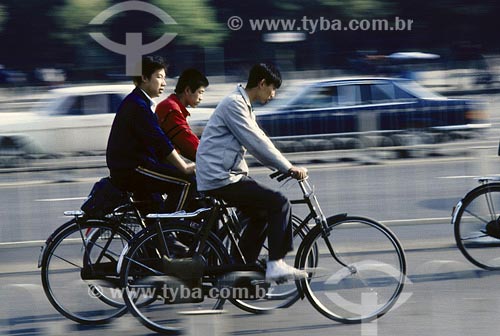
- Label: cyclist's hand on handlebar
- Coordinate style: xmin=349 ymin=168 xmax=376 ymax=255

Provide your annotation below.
xmin=288 ymin=166 xmax=308 ymax=180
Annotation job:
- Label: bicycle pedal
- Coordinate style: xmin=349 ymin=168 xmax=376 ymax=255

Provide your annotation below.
xmin=134 ymin=275 xmax=176 ymax=287
xmin=274 ymin=277 xmax=289 ymax=285
xmin=218 ymin=271 xmax=265 ymax=289
xmin=85 ymin=279 xmax=121 ymax=289
xmin=261 ymin=276 xmax=289 ymax=285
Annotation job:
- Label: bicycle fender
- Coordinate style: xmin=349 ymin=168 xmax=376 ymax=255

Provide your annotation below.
xmin=451 ymin=200 xmax=463 ymax=225
xmin=451 ymin=183 xmax=500 ymax=225
xmin=326 ymin=213 xmax=348 ymax=225
xmin=461 ymin=183 xmax=500 ymax=202
xmin=38 ymin=218 xmax=78 ymax=268
xmin=116 ymin=242 xmax=131 ymax=275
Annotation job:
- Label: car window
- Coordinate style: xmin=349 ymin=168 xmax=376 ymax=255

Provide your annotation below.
xmin=287 ymin=86 xmax=338 ymax=109
xmin=370 ymin=83 xmax=394 ymax=103
xmin=370 ymin=82 xmax=415 ymax=104
xmin=50 ymin=94 xmax=105 ymax=115
xmin=338 ymin=85 xmax=361 ymax=106
xmin=82 ymin=94 xmax=109 ymax=115
xmin=59 ymin=96 xmax=83 ymax=115
xmin=394 ymin=85 xmax=414 ymax=100
xmin=282 ymin=81 xmax=417 ymax=110
xmin=110 ymin=94 xmax=124 ymax=114
xmin=304 ymin=86 xmax=338 ymax=108
xmin=395 ymin=80 xmax=441 ymax=99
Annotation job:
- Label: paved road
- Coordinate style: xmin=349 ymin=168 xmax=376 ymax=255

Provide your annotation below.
xmin=1 ymin=151 xmax=497 ymax=244
xmin=3 ymin=154 xmax=500 ymax=335
xmin=1 ymin=230 xmax=498 ymax=336
xmin=2 ymin=96 xmax=500 ymax=335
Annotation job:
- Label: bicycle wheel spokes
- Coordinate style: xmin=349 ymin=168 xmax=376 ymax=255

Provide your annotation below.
xmin=41 ymin=221 xmax=130 ymax=324
xmin=455 ymin=186 xmax=500 ymax=269
xmin=300 ymin=217 xmax=406 ymax=324
xmin=230 ymin=216 xmax=315 ymax=313
xmin=122 ymin=225 xmax=227 ymax=334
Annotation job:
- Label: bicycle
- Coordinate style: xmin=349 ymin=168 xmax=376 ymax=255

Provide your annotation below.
xmin=38 ymin=193 xmax=149 ymax=324
xmin=452 ymin=176 xmax=500 ymax=270
xmin=39 ymin=179 xmax=311 ymax=326
xmin=119 ymin=171 xmax=407 ymax=334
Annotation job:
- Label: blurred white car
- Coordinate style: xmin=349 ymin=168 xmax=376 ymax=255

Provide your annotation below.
xmin=0 ymin=85 xmax=213 ymax=155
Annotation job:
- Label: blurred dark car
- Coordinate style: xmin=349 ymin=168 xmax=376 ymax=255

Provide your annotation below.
xmin=255 ymin=78 xmax=489 ymax=144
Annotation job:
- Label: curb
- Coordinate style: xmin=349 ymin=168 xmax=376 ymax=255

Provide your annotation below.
xmin=0 ymin=136 xmax=494 ymax=174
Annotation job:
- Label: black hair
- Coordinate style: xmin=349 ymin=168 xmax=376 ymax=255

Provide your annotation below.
xmin=174 ymin=68 xmax=209 ymax=94
xmin=246 ymin=63 xmax=282 ymax=89
xmin=132 ymin=55 xmax=168 ymax=85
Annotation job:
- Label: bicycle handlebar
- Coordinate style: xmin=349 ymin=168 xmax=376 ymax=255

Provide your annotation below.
xmin=269 ymin=171 xmax=294 ymax=182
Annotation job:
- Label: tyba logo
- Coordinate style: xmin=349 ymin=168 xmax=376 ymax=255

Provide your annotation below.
xmin=89 ymin=1 xmax=177 ymax=75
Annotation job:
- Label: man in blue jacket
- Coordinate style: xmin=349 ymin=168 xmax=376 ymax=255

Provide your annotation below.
xmin=196 ymin=63 xmax=307 ymax=281
xmin=107 ymin=56 xmax=195 ymax=213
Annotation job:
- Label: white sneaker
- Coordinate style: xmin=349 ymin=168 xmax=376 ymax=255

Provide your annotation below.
xmin=265 ymin=259 xmax=308 ymax=282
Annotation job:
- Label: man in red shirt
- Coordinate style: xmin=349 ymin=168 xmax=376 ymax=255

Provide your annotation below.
xmin=156 ymin=68 xmax=209 ymax=162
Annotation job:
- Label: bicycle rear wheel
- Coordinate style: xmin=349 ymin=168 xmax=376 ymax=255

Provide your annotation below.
xmin=297 ymin=216 xmax=406 ymax=324
xmin=40 ymin=218 xmax=132 ymax=324
xmin=454 ymin=183 xmax=500 ymax=270
xmin=121 ymin=223 xmax=229 ymax=335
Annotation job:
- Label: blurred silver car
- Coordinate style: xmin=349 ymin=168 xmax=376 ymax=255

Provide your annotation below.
xmin=0 ymin=85 xmax=213 ymax=156
xmin=0 ymin=85 xmax=132 ymax=155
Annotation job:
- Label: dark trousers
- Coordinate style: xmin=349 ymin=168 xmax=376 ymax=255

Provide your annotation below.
xmin=207 ymin=176 xmax=293 ymax=262
xmin=110 ymin=163 xmax=196 ymax=213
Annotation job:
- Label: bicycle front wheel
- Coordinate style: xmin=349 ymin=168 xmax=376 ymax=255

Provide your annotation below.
xmin=40 ymin=219 xmax=132 ymax=324
xmin=297 ymin=216 xmax=406 ymax=324
xmin=454 ymin=183 xmax=500 ymax=270
xmin=229 ymin=215 xmax=317 ymax=313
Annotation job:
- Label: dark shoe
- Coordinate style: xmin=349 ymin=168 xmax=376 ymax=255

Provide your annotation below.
xmin=485 ymin=220 xmax=500 ymax=239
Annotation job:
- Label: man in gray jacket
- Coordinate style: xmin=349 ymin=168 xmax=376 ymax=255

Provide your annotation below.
xmin=196 ymin=63 xmax=307 ymax=281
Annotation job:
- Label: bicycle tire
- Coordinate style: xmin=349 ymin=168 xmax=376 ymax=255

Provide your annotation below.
xmin=40 ymin=218 xmax=132 ymax=324
xmin=454 ymin=183 xmax=500 ymax=270
xmin=297 ymin=215 xmax=406 ymax=324
xmin=228 ymin=215 xmax=318 ymax=313
xmin=121 ymin=223 xmax=229 ymax=335
xmin=82 ymin=224 xmax=136 ymax=308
